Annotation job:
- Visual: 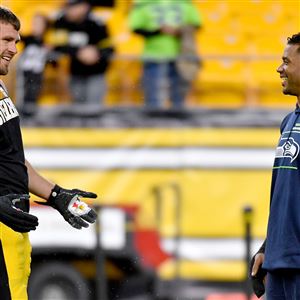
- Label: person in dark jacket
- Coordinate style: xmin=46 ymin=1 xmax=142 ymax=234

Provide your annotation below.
xmin=251 ymin=32 xmax=300 ymax=299
xmin=16 ymin=13 xmax=51 ymax=116
xmin=52 ymin=0 xmax=114 ymax=105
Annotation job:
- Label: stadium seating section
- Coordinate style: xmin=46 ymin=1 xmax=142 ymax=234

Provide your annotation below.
xmin=4 ymin=0 xmax=300 ymax=108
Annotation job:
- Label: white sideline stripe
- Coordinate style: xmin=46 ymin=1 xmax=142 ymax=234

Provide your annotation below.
xmin=30 ymin=207 xmax=263 ymax=260
xmin=24 ymin=147 xmax=275 ymax=169
xmin=161 ymin=238 xmax=264 ymax=260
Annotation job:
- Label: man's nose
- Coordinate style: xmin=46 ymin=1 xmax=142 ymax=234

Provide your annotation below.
xmin=8 ymin=42 xmax=17 ymax=54
xmin=276 ymin=65 xmax=283 ymax=73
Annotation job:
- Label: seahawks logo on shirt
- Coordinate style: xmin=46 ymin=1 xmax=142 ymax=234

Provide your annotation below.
xmin=275 ymin=137 xmax=300 ymax=162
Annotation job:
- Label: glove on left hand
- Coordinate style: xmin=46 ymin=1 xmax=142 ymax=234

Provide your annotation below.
xmin=36 ymin=185 xmax=97 ymax=229
xmin=249 ymin=255 xmax=267 ymax=298
xmin=0 ymin=194 xmax=38 ymax=232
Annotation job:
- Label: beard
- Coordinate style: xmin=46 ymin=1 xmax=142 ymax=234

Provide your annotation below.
xmin=0 ymin=63 xmax=9 ymax=75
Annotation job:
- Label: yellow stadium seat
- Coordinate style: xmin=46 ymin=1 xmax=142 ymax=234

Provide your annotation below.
xmin=199 ymin=33 xmax=247 ymax=56
xmin=104 ymin=58 xmax=143 ymax=107
xmin=6 ymin=1 xmax=64 ymax=34
xmin=192 ymin=60 xmax=247 ymax=108
xmin=250 ymin=35 xmax=285 ymax=56
xmin=248 ymin=60 xmax=295 ymax=108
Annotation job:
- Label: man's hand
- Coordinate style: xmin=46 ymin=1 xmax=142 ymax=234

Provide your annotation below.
xmin=37 ymin=185 xmax=97 ymax=229
xmin=250 ymin=252 xmax=267 ymax=298
xmin=77 ymin=46 xmax=100 ymax=65
xmin=0 ymin=194 xmax=38 ymax=232
xmin=160 ymin=25 xmax=181 ymax=36
xmin=251 ymin=252 xmax=265 ymax=277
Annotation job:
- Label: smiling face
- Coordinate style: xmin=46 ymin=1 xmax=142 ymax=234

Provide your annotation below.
xmin=277 ymin=43 xmax=300 ymax=101
xmin=0 ymin=21 xmax=20 ymax=75
xmin=65 ymin=3 xmax=90 ymax=23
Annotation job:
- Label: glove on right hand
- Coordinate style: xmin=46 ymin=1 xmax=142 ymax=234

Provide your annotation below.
xmin=36 ymin=185 xmax=97 ymax=230
xmin=0 ymin=194 xmax=39 ymax=232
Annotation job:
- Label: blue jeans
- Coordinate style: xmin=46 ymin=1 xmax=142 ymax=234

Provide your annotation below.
xmin=69 ymin=73 xmax=106 ymax=104
xmin=143 ymin=61 xmax=189 ymax=109
xmin=266 ymin=270 xmax=300 ymax=300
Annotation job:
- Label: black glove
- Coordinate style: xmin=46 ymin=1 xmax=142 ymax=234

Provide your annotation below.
xmin=249 ymin=241 xmax=267 ymax=298
xmin=250 ymin=256 xmax=267 ymax=298
xmin=36 ymin=185 xmax=97 ymax=229
xmin=0 ymin=194 xmax=38 ymax=232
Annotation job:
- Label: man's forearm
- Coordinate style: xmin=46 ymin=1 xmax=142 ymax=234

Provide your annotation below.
xmin=25 ymin=159 xmax=54 ymax=200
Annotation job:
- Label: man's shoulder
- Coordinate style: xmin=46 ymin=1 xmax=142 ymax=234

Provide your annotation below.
xmin=87 ymin=13 xmax=106 ymax=28
xmin=280 ymin=111 xmax=295 ymax=133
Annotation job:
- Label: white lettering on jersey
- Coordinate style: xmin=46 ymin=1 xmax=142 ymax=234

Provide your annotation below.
xmin=18 ymin=44 xmax=48 ymax=73
xmin=0 ymin=86 xmax=19 ymax=126
xmin=69 ymin=32 xmax=89 ymax=47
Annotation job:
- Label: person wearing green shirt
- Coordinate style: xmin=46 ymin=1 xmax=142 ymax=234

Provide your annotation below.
xmin=129 ymin=0 xmax=202 ymax=109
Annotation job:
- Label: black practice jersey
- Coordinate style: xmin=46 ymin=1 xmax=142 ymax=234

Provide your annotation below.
xmin=53 ymin=11 xmax=114 ymax=76
xmin=0 ymin=81 xmax=28 ymax=195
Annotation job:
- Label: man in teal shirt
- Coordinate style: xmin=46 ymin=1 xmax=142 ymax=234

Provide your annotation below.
xmin=129 ymin=0 xmax=202 ymax=109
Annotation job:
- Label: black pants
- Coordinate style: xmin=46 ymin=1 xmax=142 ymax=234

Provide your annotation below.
xmin=266 ymin=269 xmax=300 ymax=299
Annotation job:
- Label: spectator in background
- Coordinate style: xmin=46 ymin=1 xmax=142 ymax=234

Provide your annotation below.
xmin=129 ymin=0 xmax=202 ymax=110
xmin=16 ymin=13 xmax=52 ymax=116
xmin=51 ymin=0 xmax=114 ymax=105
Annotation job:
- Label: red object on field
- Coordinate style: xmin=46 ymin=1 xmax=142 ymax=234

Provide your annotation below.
xmin=134 ymin=229 xmax=171 ymax=269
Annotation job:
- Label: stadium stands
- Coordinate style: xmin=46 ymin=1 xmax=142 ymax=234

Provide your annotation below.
xmin=4 ymin=0 xmax=300 ymax=108
xmin=194 ymin=0 xmax=300 ymax=107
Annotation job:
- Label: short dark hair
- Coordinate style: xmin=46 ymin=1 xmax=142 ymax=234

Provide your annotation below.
xmin=287 ymin=33 xmax=300 ymax=47
xmin=0 ymin=7 xmax=20 ymax=31
xmin=66 ymin=0 xmax=90 ymax=6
